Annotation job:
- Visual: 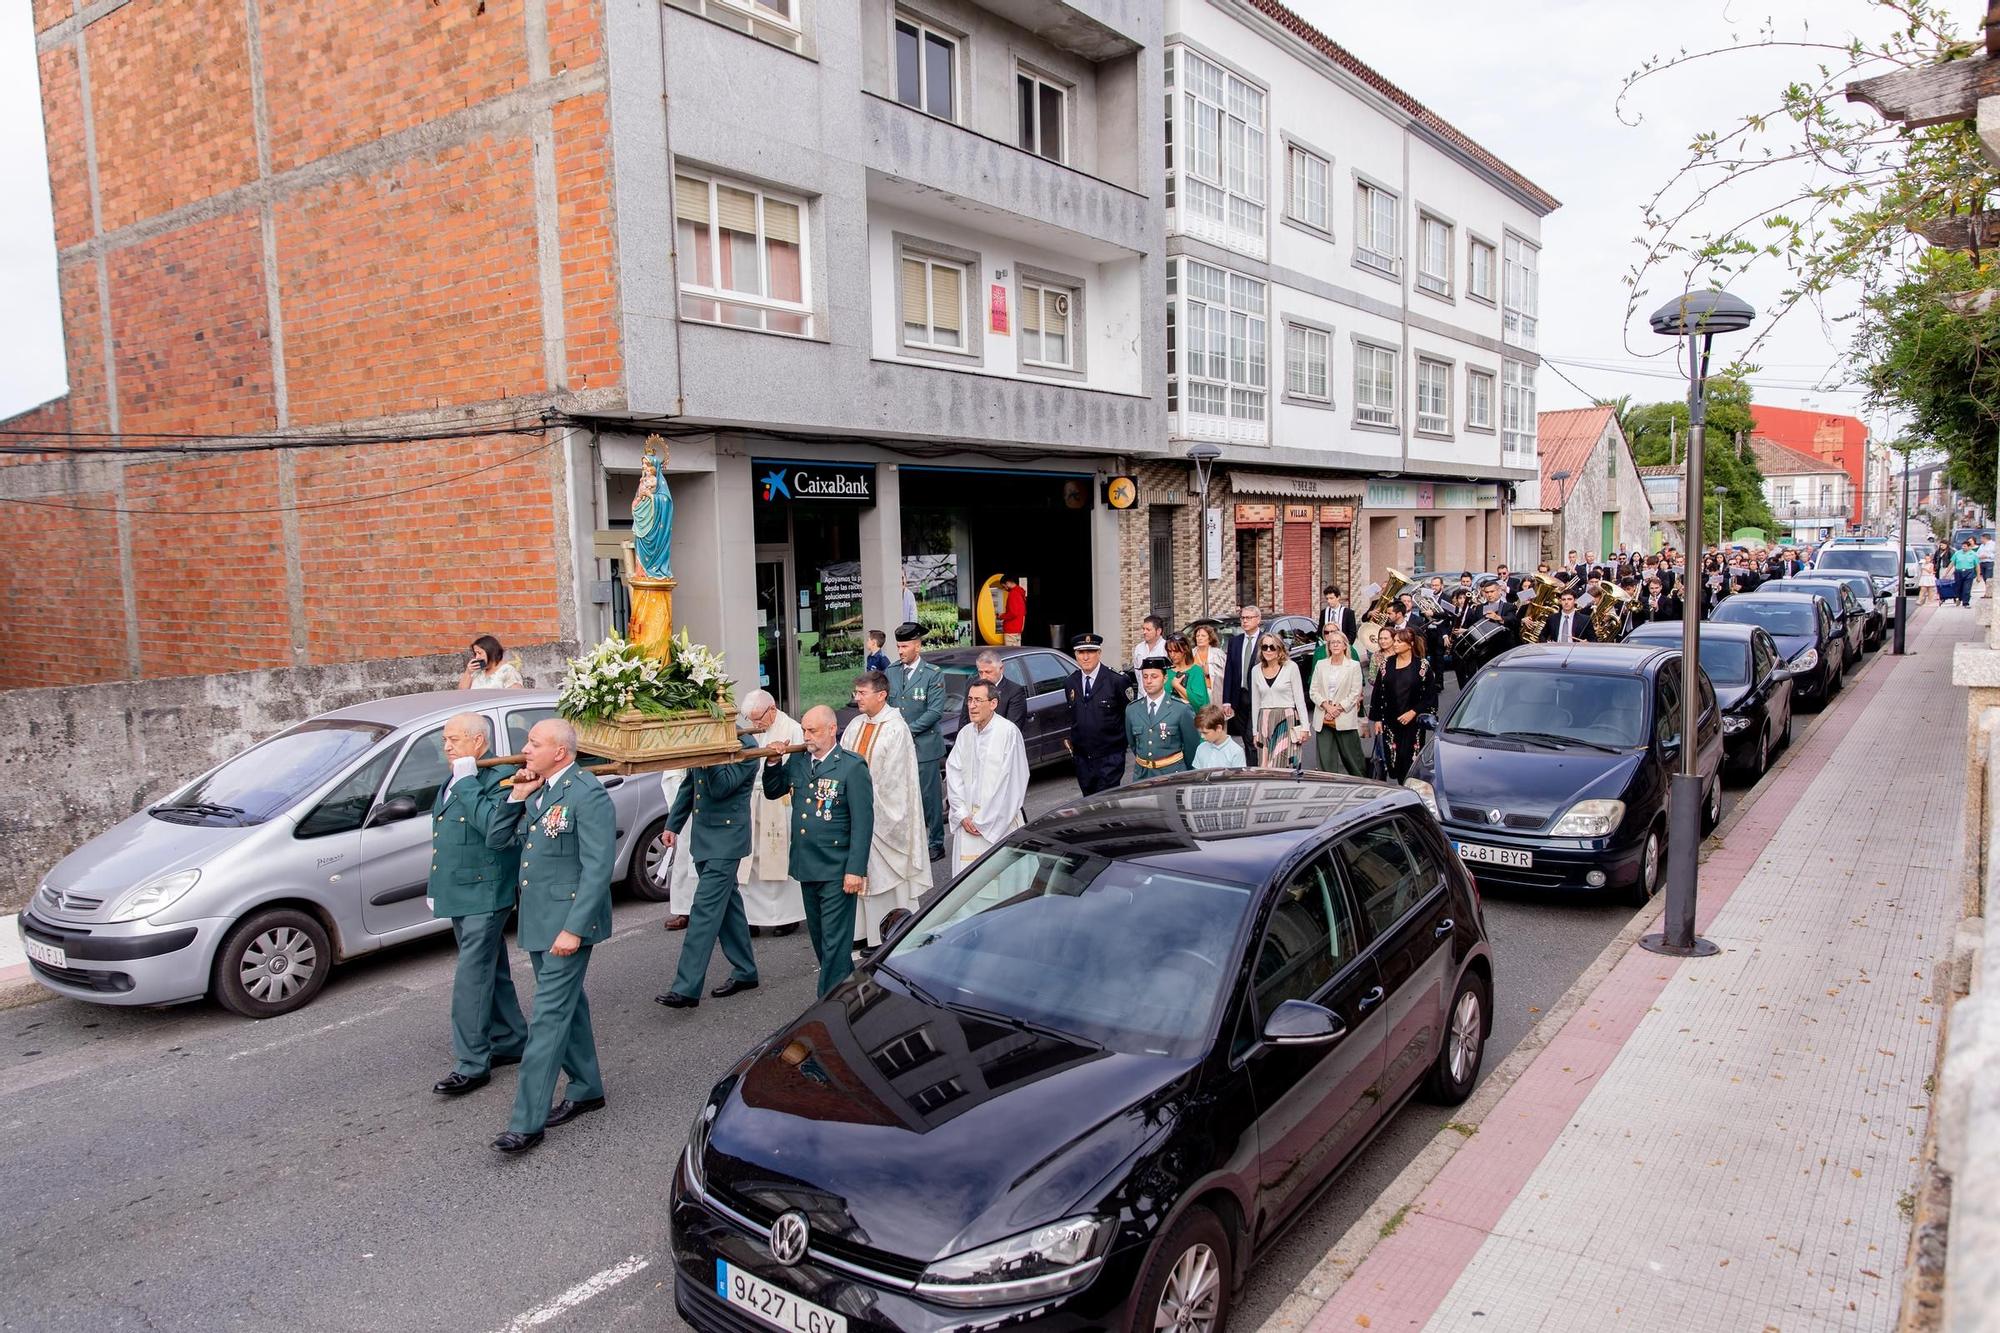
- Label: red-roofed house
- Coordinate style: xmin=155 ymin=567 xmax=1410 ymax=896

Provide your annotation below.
xmin=1748 ymin=406 xmax=1870 ymax=530
xmin=1748 ymin=436 xmax=1856 ymax=544
xmin=1537 ymin=407 xmax=1654 ymax=561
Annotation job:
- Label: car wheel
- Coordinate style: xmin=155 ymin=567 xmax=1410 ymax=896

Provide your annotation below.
xmin=627 ymin=815 xmax=672 ymax=900
xmin=1423 ymin=970 xmax=1489 ymax=1104
xmin=1780 ymin=705 xmax=1794 ymax=749
xmin=213 ymin=908 xmax=331 ymax=1018
xmin=1701 ymin=780 xmax=1721 ymax=834
xmin=1130 ymin=1207 xmax=1231 ymax=1333
xmin=1621 ymin=827 xmax=1663 ymax=907
xmin=1830 ymin=656 xmax=1845 ymax=693
xmin=1753 ymin=724 xmax=1771 ymax=779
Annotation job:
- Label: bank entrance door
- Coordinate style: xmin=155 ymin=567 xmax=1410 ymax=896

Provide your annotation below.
xmin=755 ymin=549 xmax=793 ymax=709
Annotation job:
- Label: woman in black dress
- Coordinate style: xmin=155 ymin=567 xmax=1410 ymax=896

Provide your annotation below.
xmin=1368 ymin=626 xmax=1440 ymax=782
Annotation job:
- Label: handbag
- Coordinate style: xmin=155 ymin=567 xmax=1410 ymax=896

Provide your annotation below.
xmin=1366 ymin=729 xmax=1391 ymax=780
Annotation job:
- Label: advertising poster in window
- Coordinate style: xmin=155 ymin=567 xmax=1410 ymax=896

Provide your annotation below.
xmin=903 ymin=553 xmax=961 ymax=644
xmin=806 ymin=561 xmax=865 ymax=710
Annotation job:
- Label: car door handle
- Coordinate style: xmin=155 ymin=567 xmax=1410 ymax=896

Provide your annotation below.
xmin=1356 ymin=986 xmax=1385 ymax=1011
xmin=1433 ymin=918 xmax=1455 ymax=938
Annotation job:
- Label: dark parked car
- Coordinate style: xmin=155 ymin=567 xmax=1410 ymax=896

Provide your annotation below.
xmin=1756 ymin=578 xmax=1867 ymax=667
xmin=1180 ymin=614 xmax=1321 ymax=669
xmin=1407 ymin=643 xmax=1724 ymax=904
xmin=1813 ymin=544 xmax=1906 ymax=608
xmin=1620 ymin=622 xmax=1795 ymax=778
xmin=1710 ymin=593 xmax=1844 ymax=709
xmin=1794 ymin=570 xmax=1885 ymax=648
xmin=671 ymin=774 xmax=1492 ymax=1333
xmin=837 ymin=647 xmax=1081 ymax=770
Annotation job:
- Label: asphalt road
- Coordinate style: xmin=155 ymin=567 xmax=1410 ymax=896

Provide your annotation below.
xmin=0 ymin=671 xmax=1822 ymax=1333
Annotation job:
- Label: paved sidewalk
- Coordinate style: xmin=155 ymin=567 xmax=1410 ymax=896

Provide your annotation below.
xmin=1296 ymin=604 xmax=1970 ymax=1332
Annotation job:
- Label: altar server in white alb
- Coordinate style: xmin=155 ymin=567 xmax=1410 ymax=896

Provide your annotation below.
xmin=946 ymin=680 xmax=1028 ymax=871
xmin=840 ymin=670 xmax=930 ymax=945
xmin=733 ymin=689 xmax=805 ymax=934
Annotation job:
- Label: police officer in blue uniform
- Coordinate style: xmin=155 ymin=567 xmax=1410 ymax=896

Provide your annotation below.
xmin=1063 ymin=633 xmax=1132 ymax=797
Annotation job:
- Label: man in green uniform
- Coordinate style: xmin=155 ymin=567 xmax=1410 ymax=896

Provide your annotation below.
xmin=429 ymin=713 xmax=527 ymax=1097
xmin=761 ymin=705 xmax=873 ymax=996
xmin=654 ymin=732 xmax=761 ymax=1009
xmin=1125 ymin=655 xmax=1200 ymax=782
xmin=485 ymin=718 xmax=615 ymax=1155
xmin=886 ymin=621 xmax=947 ymax=861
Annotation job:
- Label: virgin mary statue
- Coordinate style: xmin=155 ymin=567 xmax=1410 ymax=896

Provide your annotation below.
xmin=627 ymin=437 xmax=676 ymax=655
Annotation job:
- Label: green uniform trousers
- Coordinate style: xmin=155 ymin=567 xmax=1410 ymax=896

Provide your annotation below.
xmin=1317 ymin=727 xmax=1367 ymax=777
xmin=800 ymin=880 xmax=858 ymax=997
xmin=919 ymin=763 xmax=944 ymax=859
xmin=507 ymin=946 xmax=603 ymax=1134
xmin=668 ymin=857 xmax=757 ymax=999
xmin=448 ymin=909 xmax=527 ymax=1078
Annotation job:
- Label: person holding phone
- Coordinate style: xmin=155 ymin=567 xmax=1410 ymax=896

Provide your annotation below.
xmin=457 ymin=634 xmax=524 ymax=690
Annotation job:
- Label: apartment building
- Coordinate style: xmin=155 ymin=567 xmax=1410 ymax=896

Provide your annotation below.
xmin=1752 ymin=436 xmax=1858 ymax=545
xmin=1125 ymin=0 xmax=1558 ymax=628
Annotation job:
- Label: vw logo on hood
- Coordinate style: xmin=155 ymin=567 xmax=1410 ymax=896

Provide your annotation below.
xmin=769 ymin=1210 xmax=810 ymax=1267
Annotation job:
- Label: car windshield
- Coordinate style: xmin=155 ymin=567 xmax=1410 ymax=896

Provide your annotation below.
xmin=1765 ymin=582 xmax=1840 ymax=609
xmin=1715 ymin=601 xmax=1816 ymax=635
xmin=160 ymin=720 xmax=392 ymax=824
xmin=1818 ymin=551 xmax=1898 ymax=580
xmin=934 ymin=664 xmax=975 ymax=704
xmin=883 ymin=845 xmax=1255 ymax=1058
xmin=1627 ymin=632 xmax=1750 ymax=686
xmin=1447 ymin=670 xmax=1649 ymax=749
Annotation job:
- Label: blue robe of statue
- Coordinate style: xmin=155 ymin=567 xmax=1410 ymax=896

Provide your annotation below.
xmin=632 ymin=454 xmax=673 ymax=579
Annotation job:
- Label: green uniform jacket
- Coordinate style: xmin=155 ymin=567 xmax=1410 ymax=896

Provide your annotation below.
xmin=887 ymin=659 xmax=948 ymax=763
xmin=428 ymin=766 xmax=522 ymax=919
xmin=666 ymin=735 xmax=759 ymax=861
xmin=1126 ymin=695 xmax=1201 ymax=774
xmin=761 ymin=747 xmax=874 ymax=882
xmin=487 ymin=765 xmax=617 ymax=952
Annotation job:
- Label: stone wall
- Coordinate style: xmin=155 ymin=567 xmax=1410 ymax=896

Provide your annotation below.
xmin=0 ymin=641 xmax=573 ymax=916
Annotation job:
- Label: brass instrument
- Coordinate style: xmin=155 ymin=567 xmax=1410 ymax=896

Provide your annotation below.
xmin=1591 ymin=583 xmax=1631 ymax=641
xmin=1364 ymin=569 xmax=1411 ymax=626
xmin=1409 ymin=585 xmax=1445 ymax=619
xmin=1516 ymin=572 xmax=1565 ymax=642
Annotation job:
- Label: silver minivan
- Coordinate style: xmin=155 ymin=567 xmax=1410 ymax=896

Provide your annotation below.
xmin=18 ymin=689 xmax=670 ymax=1017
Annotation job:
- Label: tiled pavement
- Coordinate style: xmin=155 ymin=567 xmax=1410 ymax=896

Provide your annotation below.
xmin=1300 ymin=603 xmax=1972 ymax=1332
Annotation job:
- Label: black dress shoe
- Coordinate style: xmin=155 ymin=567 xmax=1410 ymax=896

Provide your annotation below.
xmin=492 ymin=1130 xmax=544 ymax=1154
xmin=711 ymin=977 xmax=760 ymax=998
xmin=433 ymin=1071 xmax=490 ymax=1096
xmin=930 ymin=846 xmax=946 ymax=861
xmin=771 ymin=923 xmax=799 ymax=937
xmin=655 ymin=991 xmax=699 ymax=1009
xmin=546 ymin=1096 xmax=607 ymax=1128
xmin=491 ymin=1052 xmax=523 ymax=1068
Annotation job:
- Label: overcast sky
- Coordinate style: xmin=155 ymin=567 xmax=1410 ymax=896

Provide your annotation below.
xmin=0 ymin=1 xmax=1942 ymax=429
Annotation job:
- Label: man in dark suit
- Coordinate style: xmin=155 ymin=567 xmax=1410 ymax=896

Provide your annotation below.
xmin=485 ymin=719 xmax=616 ymax=1155
xmin=1318 ymin=585 xmax=1359 ymax=643
xmin=958 ymin=649 xmax=1028 ymax=730
xmin=1063 ymin=634 xmax=1130 ymax=796
xmin=761 ymin=706 xmax=874 ymax=996
xmin=1219 ymin=603 xmax=1264 ymax=743
xmin=654 ymin=731 xmax=761 ymax=1009
xmin=1537 ymin=590 xmax=1596 ymax=643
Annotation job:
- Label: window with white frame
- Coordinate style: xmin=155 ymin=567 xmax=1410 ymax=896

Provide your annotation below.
xmin=899 ymin=247 xmax=969 ymax=353
xmin=1416 ymin=358 xmax=1451 ymax=434
xmin=1016 ymin=68 xmax=1065 ymax=163
xmin=1501 ymin=360 xmax=1537 ymax=456
xmin=1166 ymin=46 xmax=1266 ymax=256
xmin=1169 ymin=258 xmax=1267 ymax=438
xmin=1467 ymin=368 xmax=1494 ymax=429
xmin=1286 ymin=144 xmax=1330 ymax=234
xmin=1503 ymin=234 xmax=1539 ymax=350
xmin=1417 ymin=215 xmax=1452 ymax=297
xmin=674 ymin=0 xmax=802 ymax=52
xmin=1285 ymin=323 xmax=1329 ymax=401
xmin=1354 ymin=342 xmax=1397 ymax=427
xmin=674 ymin=172 xmax=810 ymax=335
xmin=1774 ymin=482 xmax=1794 ymax=505
xmin=1819 ymin=481 xmax=1834 ymax=508
xmin=894 ymin=14 xmax=957 ymax=121
xmin=1355 ymin=181 xmax=1398 ymax=273
xmin=1018 ymin=278 xmax=1075 ymax=370
xmin=1468 ymin=238 xmax=1496 ymax=302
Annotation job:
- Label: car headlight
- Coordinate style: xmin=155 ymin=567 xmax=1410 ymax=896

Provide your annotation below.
xmin=916 ymin=1215 xmax=1112 ymax=1307
xmin=1722 ymin=715 xmax=1750 ymax=734
xmin=1549 ymin=799 xmax=1626 ymax=838
xmin=106 ymin=870 xmax=200 ymax=923
xmin=681 ymin=1101 xmax=716 ymax=1198
xmin=1789 ymin=648 xmax=1818 ymax=672
xmin=1403 ymin=778 xmax=1438 ymax=816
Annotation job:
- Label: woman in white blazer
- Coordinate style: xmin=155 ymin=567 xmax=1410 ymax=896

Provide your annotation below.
xmin=1309 ymin=627 xmax=1367 ymax=776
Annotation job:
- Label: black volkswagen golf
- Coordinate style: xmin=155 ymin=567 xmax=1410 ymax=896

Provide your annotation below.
xmin=671 ymin=774 xmax=1492 ymax=1333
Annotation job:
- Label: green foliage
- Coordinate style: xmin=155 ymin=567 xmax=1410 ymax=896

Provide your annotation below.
xmin=1620 ymin=373 xmax=1777 ymax=538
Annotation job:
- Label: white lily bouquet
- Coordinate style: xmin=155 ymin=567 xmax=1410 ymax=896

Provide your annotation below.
xmin=557 ymin=629 xmax=734 ymax=724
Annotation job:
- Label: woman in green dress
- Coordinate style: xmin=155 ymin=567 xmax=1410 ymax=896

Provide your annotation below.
xmin=1166 ymin=635 xmax=1210 ymax=709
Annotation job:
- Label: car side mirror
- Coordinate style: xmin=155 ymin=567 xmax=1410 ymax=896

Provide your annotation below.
xmin=863 ymin=908 xmax=915 ymax=963
xmin=1770 ymin=666 xmax=1794 ymax=683
xmin=1262 ymin=999 xmax=1347 ymax=1048
xmin=365 ymin=794 xmax=420 ymax=827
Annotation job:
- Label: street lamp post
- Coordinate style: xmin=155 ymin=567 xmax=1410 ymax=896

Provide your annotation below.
xmin=1789 ymin=500 xmax=1800 ymax=547
xmin=1550 ymin=469 xmax=1573 ymax=563
xmin=1643 ymin=290 xmax=1755 ymax=960
xmin=1893 ymin=444 xmax=1912 ymax=655
xmin=1186 ymin=442 xmax=1223 ymax=622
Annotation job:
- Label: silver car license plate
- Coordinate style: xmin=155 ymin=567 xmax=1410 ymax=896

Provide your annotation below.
xmin=24 ymin=938 xmax=67 ymax=969
xmin=1455 ymin=841 xmax=1532 ymax=869
xmin=717 ymin=1261 xmax=847 ymax=1333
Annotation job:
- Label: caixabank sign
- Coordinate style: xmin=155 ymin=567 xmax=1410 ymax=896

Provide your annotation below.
xmin=754 ymin=460 xmax=877 ymax=507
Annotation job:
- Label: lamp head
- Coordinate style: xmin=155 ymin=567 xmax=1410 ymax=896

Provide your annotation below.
xmin=1649 ymin=290 xmax=1755 ymax=338
xmin=1550 ymin=469 xmax=1572 ymax=483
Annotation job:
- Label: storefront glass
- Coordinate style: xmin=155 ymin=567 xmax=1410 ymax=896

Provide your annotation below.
xmin=900 ymin=468 xmax=1093 ymax=649
xmin=752 ymin=460 xmax=875 ymax=716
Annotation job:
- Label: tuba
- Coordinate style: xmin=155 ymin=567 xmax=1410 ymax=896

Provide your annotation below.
xmin=1516 ymin=572 xmax=1565 ymax=642
xmin=1364 ymin=570 xmax=1411 ymax=626
xmin=1591 ymin=584 xmax=1631 ymax=641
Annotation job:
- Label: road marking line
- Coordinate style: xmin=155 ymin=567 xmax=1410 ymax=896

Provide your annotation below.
xmin=495 ymin=1255 xmax=651 ymax=1332
xmin=225 ymin=999 xmax=412 ymax=1061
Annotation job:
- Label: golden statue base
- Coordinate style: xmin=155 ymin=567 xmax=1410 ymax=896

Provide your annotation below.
xmin=574 ymin=706 xmax=742 ymax=773
xmin=627 ymin=568 xmax=676 ymax=661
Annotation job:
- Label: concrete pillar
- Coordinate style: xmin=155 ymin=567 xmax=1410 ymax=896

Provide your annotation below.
xmin=861 ymin=463 xmax=904 ymax=640
xmin=673 ymin=451 xmax=758 ymax=695
xmin=1091 ymin=498 xmax=1122 ymax=660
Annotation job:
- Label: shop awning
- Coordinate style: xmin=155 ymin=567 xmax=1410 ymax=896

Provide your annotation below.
xmin=1229 ymin=471 xmax=1366 ymax=501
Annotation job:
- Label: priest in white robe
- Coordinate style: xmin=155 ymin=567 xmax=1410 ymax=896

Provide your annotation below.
xmin=946 ymin=680 xmax=1029 ymax=872
xmin=735 ymin=690 xmax=805 ymax=932
xmin=840 ymin=670 xmax=931 ymax=945
xmin=655 ymin=770 xmax=700 ymax=923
